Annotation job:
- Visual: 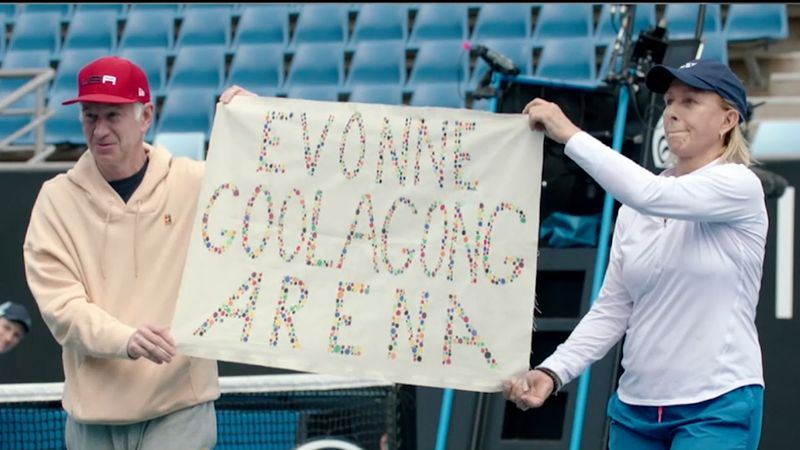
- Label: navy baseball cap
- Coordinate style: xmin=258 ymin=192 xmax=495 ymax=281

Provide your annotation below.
xmin=645 ymin=59 xmax=749 ymax=123
xmin=0 ymin=301 xmax=32 ymax=333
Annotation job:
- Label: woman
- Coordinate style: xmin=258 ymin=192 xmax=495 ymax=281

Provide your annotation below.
xmin=504 ymin=59 xmax=767 ymax=450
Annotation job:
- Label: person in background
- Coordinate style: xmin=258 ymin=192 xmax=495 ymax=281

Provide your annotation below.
xmin=0 ymin=301 xmax=32 ymax=354
xmin=504 ymin=59 xmax=767 ymax=450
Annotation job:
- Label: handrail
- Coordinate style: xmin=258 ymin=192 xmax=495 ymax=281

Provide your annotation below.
xmin=0 ymin=67 xmax=57 ymax=159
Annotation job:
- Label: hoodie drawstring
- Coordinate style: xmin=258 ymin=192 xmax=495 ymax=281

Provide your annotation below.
xmin=134 ymin=200 xmax=141 ymax=278
xmin=100 ymin=202 xmax=112 ymax=280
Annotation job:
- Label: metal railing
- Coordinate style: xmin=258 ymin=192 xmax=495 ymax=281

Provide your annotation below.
xmin=0 ymin=68 xmax=57 ymax=162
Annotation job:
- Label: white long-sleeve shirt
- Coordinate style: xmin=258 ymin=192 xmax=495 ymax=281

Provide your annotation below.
xmin=539 ymin=132 xmax=768 ymax=406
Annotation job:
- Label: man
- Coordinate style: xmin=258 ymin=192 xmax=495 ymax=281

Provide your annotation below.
xmin=0 ymin=301 xmax=32 ymax=354
xmin=23 ymin=56 xmax=219 ymax=450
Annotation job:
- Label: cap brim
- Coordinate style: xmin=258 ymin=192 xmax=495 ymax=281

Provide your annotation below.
xmin=62 ymin=94 xmax=140 ymax=105
xmin=645 ymin=65 xmax=715 ymax=94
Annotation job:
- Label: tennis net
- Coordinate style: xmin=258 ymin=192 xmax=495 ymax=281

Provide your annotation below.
xmin=0 ymin=374 xmax=400 ymax=450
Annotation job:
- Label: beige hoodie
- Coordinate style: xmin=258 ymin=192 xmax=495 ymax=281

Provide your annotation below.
xmin=23 ymin=144 xmax=219 ymax=424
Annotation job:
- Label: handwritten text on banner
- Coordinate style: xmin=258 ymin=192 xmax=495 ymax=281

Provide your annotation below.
xmin=172 ymin=96 xmax=543 ymax=392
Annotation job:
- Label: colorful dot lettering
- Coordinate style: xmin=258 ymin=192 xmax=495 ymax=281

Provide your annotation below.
xmin=375 ymin=117 xmax=392 ymax=184
xmin=328 ymin=281 xmax=370 ymax=357
xmin=202 ymin=183 xmax=239 ymax=255
xmin=381 ymin=197 xmax=417 ymax=275
xmin=336 ymin=194 xmax=379 ymax=273
xmin=193 ymin=272 xmax=261 ymax=343
xmin=379 ymin=117 xmax=412 ymax=186
xmin=338 ymin=112 xmax=367 ymax=180
xmin=419 ymin=202 xmax=449 ymax=278
xmin=259 ymin=111 xmax=292 ymax=174
xmin=442 ymin=294 xmax=497 ymax=368
xmin=483 ymin=203 xmax=527 ymax=285
xmin=387 ymin=289 xmax=428 ymax=362
xmin=301 ymin=112 xmax=334 ymax=176
xmin=269 ymin=276 xmax=308 ymax=349
xmin=452 ymin=121 xmax=478 ymax=191
xmin=415 ymin=118 xmax=445 ymax=188
xmin=241 ymin=185 xmax=273 ymax=260
xmin=447 ymin=202 xmax=480 ymax=283
xmin=277 ymin=188 xmax=308 ymax=263
xmin=306 ymin=190 xmax=335 ymax=268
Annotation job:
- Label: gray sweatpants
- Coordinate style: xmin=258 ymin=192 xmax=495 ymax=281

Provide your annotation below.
xmin=65 ymin=401 xmax=217 ymax=450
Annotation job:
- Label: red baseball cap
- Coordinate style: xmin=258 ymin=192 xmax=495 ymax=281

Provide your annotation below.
xmin=62 ymin=56 xmax=151 ymax=105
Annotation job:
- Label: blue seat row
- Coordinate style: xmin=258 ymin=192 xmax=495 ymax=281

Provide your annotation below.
xmin=0 ymin=3 xmax=789 ymax=147
xmin=1 ymin=27 xmax=738 ymax=147
xmin=0 ymin=4 xmax=221 ymax=22
xmin=0 ymin=4 xmax=788 ymax=63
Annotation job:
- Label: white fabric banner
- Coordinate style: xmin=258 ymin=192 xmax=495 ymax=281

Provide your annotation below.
xmin=173 ymin=96 xmax=543 ymax=393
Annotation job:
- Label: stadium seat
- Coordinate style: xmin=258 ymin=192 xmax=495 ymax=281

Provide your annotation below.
xmin=285 ymin=43 xmax=345 ymax=88
xmin=532 ymin=4 xmax=594 ymax=40
xmin=75 ymin=4 xmax=127 ymax=16
xmin=595 ymin=4 xmax=657 ymax=43
xmin=291 ymin=4 xmax=349 ymax=46
xmin=62 ymin=11 xmax=118 ymax=52
xmin=409 ymin=83 xmax=465 ymax=109
xmin=232 ymin=4 xmax=290 ymax=49
xmin=348 ymin=84 xmax=403 ymax=105
xmin=45 ymin=90 xmax=87 ymax=145
xmin=751 ymin=120 xmax=800 ymax=160
xmin=349 ymin=4 xmax=408 ymax=46
xmin=408 ymin=4 xmax=469 ymax=45
xmin=119 ymin=10 xmax=175 ymax=50
xmin=0 ymin=85 xmax=41 ymax=146
xmin=154 ymin=131 xmax=207 ymax=160
xmin=468 ymin=38 xmax=531 ymax=91
xmin=49 ymin=48 xmax=109 ymax=98
xmin=699 ymin=33 xmax=728 ymax=64
xmin=182 ymin=3 xmax=234 ymax=14
xmin=286 ymin=85 xmax=339 ymax=102
xmin=156 ymin=87 xmax=218 ymax=136
xmin=174 ymin=6 xmax=232 ymax=49
xmin=226 ymin=43 xmax=285 ymax=96
xmin=662 ymin=4 xmax=721 ymax=40
xmin=1 ymin=49 xmax=51 ymax=72
xmin=406 ymin=40 xmax=470 ymax=88
xmin=8 ymin=12 xmax=62 ymax=55
xmin=20 ymin=4 xmax=72 ymax=17
xmin=533 ymin=37 xmax=597 ymax=86
xmin=0 ymin=49 xmax=52 ymax=101
xmin=128 ymin=3 xmax=181 ymax=15
xmin=118 ymin=47 xmax=168 ymax=97
xmin=167 ymin=44 xmax=227 ymax=91
xmin=472 ymin=4 xmax=532 ymax=40
xmin=346 ymin=40 xmax=406 ymax=87
xmin=0 ymin=4 xmax=16 ymax=18
xmin=724 ymin=4 xmax=789 ymax=42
